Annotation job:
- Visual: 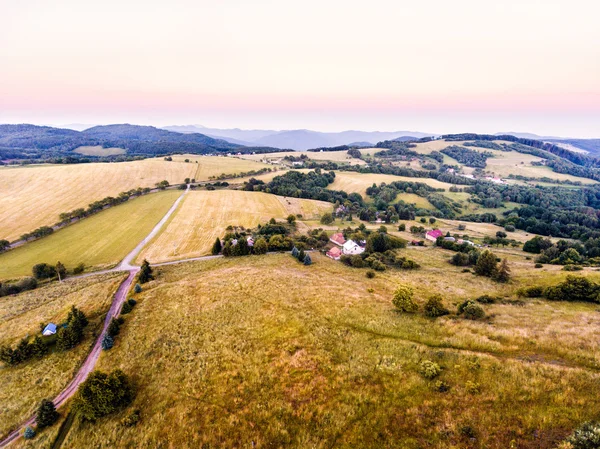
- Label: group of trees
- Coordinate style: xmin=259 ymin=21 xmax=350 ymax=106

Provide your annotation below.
xmin=72 ymin=369 xmax=134 ymax=421
xmin=20 ymin=226 xmax=54 ymax=242
xmin=291 ymin=247 xmax=312 ymax=265
xmin=0 ymin=277 xmax=37 ymax=297
xmin=32 ymin=262 xmax=66 ymax=280
xmin=446 ymin=246 xmax=510 ymax=282
xmin=520 ymin=275 xmax=600 ymax=304
xmin=0 ymin=306 xmax=88 ymax=366
xmin=440 ymin=145 xmax=493 ymax=168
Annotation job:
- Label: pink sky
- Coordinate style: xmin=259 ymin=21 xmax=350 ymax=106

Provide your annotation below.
xmin=1 ymin=0 xmax=599 ymax=136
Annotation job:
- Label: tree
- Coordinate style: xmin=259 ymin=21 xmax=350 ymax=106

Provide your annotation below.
xmin=495 ymin=231 xmax=507 ymax=239
xmin=55 ymin=261 xmax=66 ymax=281
xmin=463 ymin=303 xmax=486 ymax=320
xmin=32 ymin=263 xmax=56 ymax=280
xmin=429 ymin=217 xmax=436 ymax=224
xmin=211 ymin=238 xmax=222 ymax=255
xmin=138 ymin=260 xmax=154 ymax=284
xmin=291 ymin=247 xmax=299 ymax=258
xmin=72 ymin=370 xmax=134 ymax=421
xmin=134 ymin=283 xmax=142 ymax=293
xmin=36 ymin=399 xmax=59 ymax=429
xmin=303 ymin=254 xmax=312 ymax=265
xmin=253 ymin=237 xmax=268 ymax=255
xmin=0 ymin=239 xmax=10 ymax=252
xmin=398 ymin=223 xmax=406 ymax=231
xmin=31 ymin=336 xmax=48 ymax=358
xmin=287 ymin=214 xmax=296 ymax=224
xmin=297 ymin=249 xmax=306 ymax=262
xmin=108 ymin=318 xmax=121 ymax=337
xmin=392 ymin=285 xmax=418 ymax=313
xmin=102 ymin=334 xmax=114 ymax=350
xmin=493 ymin=259 xmax=511 ymax=283
xmin=320 ymin=213 xmax=334 ymax=225
xmin=23 ymin=427 xmax=35 ymax=440
xmin=424 ymin=295 xmax=450 ymax=318
xmin=474 ymin=250 xmax=497 ymax=277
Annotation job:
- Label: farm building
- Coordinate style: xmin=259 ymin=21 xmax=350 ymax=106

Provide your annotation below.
xmin=330 ymin=232 xmax=346 ymax=246
xmin=425 ymin=229 xmax=443 ymax=242
xmin=326 ymin=246 xmax=342 ymax=260
xmin=42 ymin=323 xmax=57 ymax=336
xmin=342 ymin=240 xmax=365 ymax=255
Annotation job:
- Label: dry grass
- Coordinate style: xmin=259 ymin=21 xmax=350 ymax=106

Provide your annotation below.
xmin=136 ymin=190 xmax=331 ymax=263
xmin=0 ymin=160 xmax=196 ymax=241
xmin=0 ymin=272 xmax=125 ymax=438
xmin=54 ymin=253 xmax=600 ymax=449
xmin=0 ymin=191 xmax=181 ymax=280
xmin=73 ymin=146 xmax=126 ymax=157
xmin=162 ymin=154 xmax=275 ymax=180
xmin=329 ymin=171 xmax=454 ymax=199
xmin=238 ymin=151 xmax=366 ymax=165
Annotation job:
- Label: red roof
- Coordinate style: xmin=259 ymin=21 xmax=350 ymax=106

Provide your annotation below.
xmin=327 ymin=247 xmax=342 ymax=258
xmin=330 ymin=232 xmax=346 ymax=246
xmin=426 ymin=229 xmax=443 ymax=239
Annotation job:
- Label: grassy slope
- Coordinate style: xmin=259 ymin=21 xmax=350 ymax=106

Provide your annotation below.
xmin=57 ymin=252 xmax=599 ymax=449
xmin=0 ymin=272 xmax=125 ymax=438
xmin=0 ymin=190 xmax=181 ymax=280
xmin=0 ymin=160 xmax=196 ymax=241
xmin=136 ymin=190 xmax=331 ymax=263
xmin=160 ymin=155 xmax=276 ymax=180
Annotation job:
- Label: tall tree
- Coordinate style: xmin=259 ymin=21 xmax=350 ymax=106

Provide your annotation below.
xmin=36 ymin=399 xmax=59 ymax=429
xmin=474 ymin=250 xmax=498 ymax=277
xmin=211 ymin=238 xmax=222 ymax=255
xmin=138 ymin=260 xmax=154 ymax=284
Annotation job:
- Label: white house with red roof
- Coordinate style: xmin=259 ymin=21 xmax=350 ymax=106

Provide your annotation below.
xmin=425 ymin=229 xmax=444 ymax=242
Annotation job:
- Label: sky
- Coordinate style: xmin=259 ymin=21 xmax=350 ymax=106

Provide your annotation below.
xmin=1 ymin=0 xmax=599 ymax=137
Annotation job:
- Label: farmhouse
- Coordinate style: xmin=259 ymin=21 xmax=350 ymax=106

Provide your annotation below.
xmin=330 ymin=232 xmax=346 ymax=246
xmin=342 ymin=239 xmax=365 ymax=255
xmin=326 ymin=246 xmax=342 ymax=260
xmin=42 ymin=323 xmax=57 ymax=336
xmin=425 ymin=229 xmax=443 ymax=242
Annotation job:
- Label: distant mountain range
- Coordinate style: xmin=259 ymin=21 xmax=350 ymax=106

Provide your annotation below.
xmin=162 ymin=125 xmax=434 ymax=150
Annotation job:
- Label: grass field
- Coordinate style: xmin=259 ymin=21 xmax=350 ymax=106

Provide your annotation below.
xmin=238 ymin=150 xmax=366 ymax=165
xmin=136 ymin=190 xmax=331 ymax=263
xmin=0 ymin=160 xmax=196 ymax=241
xmin=161 ymin=154 xmax=276 ymax=180
xmin=329 ymin=171 xmax=455 ymax=199
xmin=73 ymin=146 xmax=126 ymax=157
xmin=0 ymin=272 xmax=125 ymax=439
xmin=54 ymin=253 xmax=600 ymax=449
xmin=0 ymin=190 xmax=181 ymax=280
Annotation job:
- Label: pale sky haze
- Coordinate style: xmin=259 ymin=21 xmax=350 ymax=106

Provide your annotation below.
xmin=1 ymin=0 xmax=598 ymax=136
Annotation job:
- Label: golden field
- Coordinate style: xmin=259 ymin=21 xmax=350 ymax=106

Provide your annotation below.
xmin=0 ymin=272 xmax=125 ymax=439
xmin=237 ymin=150 xmax=366 ymax=165
xmin=0 ymin=190 xmax=181 ymax=280
xmin=0 ymin=160 xmax=195 ymax=241
xmin=136 ymin=190 xmax=332 ymax=263
xmin=161 ymin=154 xmax=275 ymax=180
xmin=48 ymin=252 xmax=600 ymax=449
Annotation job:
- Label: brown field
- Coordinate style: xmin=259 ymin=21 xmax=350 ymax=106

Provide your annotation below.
xmin=53 ymin=252 xmax=600 ymax=449
xmin=136 ymin=190 xmax=332 ymax=263
xmin=0 ymin=160 xmax=196 ymax=241
xmin=0 ymin=272 xmax=125 ymax=438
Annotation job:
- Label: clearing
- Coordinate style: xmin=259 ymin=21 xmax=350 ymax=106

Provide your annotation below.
xmin=72 ymin=146 xmax=126 ymax=157
xmin=58 ymin=253 xmax=600 ymax=449
xmin=136 ymin=190 xmax=331 ymax=263
xmin=0 ymin=190 xmax=181 ymax=280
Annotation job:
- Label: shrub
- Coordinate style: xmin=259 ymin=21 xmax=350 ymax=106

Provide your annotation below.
xmin=72 ymin=370 xmax=134 ymax=421
xmin=419 ymin=360 xmax=441 ymax=379
xmin=434 ymin=380 xmax=450 ymax=393
xmin=423 ymin=295 xmax=450 ymax=318
xmin=474 ymin=250 xmax=497 ymax=277
xmin=108 ymin=318 xmax=121 ymax=337
xmin=366 ymin=270 xmax=375 ymax=279
xmin=121 ymin=301 xmax=133 ymax=314
xmin=127 ymin=298 xmax=137 ymax=307
xmin=134 ymin=284 xmax=142 ymax=293
xmin=36 ymin=399 xmax=59 ymax=429
xmin=516 ymin=286 xmax=544 ymax=298
xmin=458 ymin=224 xmax=466 ymax=231
xmin=392 ymin=285 xmax=417 ymax=313
xmin=465 ymin=381 xmax=481 ymax=394
xmin=73 ymin=263 xmax=85 ymax=275
xmin=564 ymin=264 xmax=583 ymax=271
xmin=32 ymin=263 xmax=56 ymax=280
xmin=102 ymin=334 xmax=114 ymax=350
xmin=253 ymin=237 xmax=268 ymax=255
xmin=138 ymin=260 xmax=154 ymax=284
xmin=398 ymin=223 xmax=406 ymax=232
xmin=371 ymin=260 xmax=386 ymax=271
xmin=450 ymin=252 xmax=470 ymax=266
xmin=297 ymin=248 xmax=306 ymax=262
xmin=564 ymin=421 xmax=600 ymax=449
xmin=545 ymin=275 xmax=600 ymax=303
xmin=320 ymin=213 xmax=334 ymax=225
xmin=23 ymin=426 xmax=35 ymax=440
xmin=534 ymin=263 xmax=543 ymax=268
xmin=463 ymin=303 xmax=486 ymax=320
xmin=350 ymin=255 xmax=364 ymax=268
xmin=121 ymin=409 xmax=141 ymax=427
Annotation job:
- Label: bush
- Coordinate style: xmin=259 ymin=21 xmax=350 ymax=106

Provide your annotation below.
xmin=108 ymin=318 xmax=121 ymax=337
xmin=36 ymin=399 xmax=59 ymax=429
xmin=516 ymin=286 xmax=544 ymax=298
xmin=320 ymin=213 xmax=334 ymax=225
xmin=423 ymin=295 xmax=450 ymax=318
xmin=475 ymin=294 xmax=497 ymax=304
xmin=121 ymin=409 xmax=141 ymax=427
xmin=138 ymin=260 xmax=154 ymax=284
xmin=23 ymin=426 xmax=35 ymax=440
xmin=253 ymin=237 xmax=268 ymax=255
xmin=134 ymin=284 xmax=142 ymax=293
xmin=121 ymin=301 xmax=133 ymax=314
xmin=458 ymin=224 xmax=466 ymax=231
xmin=398 ymin=223 xmax=406 ymax=232
xmin=32 ymin=263 xmax=57 ymax=280
xmin=366 ymin=270 xmax=375 ymax=279
xmin=72 ymin=370 xmax=134 ymax=421
xmin=102 ymin=334 xmax=114 ymax=350
xmin=564 ymin=264 xmax=583 ymax=271
xmin=505 ymin=224 xmax=516 ymax=232
xmin=127 ymin=298 xmax=137 ymax=307
xmin=465 ymin=381 xmax=481 ymax=394
xmin=534 ymin=263 xmax=543 ymax=268
xmin=474 ymin=250 xmax=497 ymax=277
xmin=392 ymin=285 xmax=417 ymax=313
xmin=434 ymin=380 xmax=450 ymax=393
xmin=564 ymin=421 xmax=600 ymax=449
xmin=73 ymin=263 xmax=85 ymax=275
xmin=419 ymin=360 xmax=441 ymax=379
xmin=450 ymin=252 xmax=470 ymax=266
xmin=463 ymin=303 xmax=486 ymax=320
xmin=545 ymin=275 xmax=600 ymax=303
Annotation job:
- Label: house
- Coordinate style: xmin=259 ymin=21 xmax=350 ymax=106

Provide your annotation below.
xmin=42 ymin=323 xmax=57 ymax=336
xmin=425 ymin=229 xmax=444 ymax=242
xmin=326 ymin=246 xmax=342 ymax=260
xmin=343 ymin=239 xmax=365 ymax=255
xmin=330 ymin=232 xmax=346 ymax=246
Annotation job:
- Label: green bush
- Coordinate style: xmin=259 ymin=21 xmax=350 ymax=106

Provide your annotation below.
xmin=475 ymin=294 xmax=497 ymax=304
xmin=423 ymin=295 xmax=450 ymax=318
xmin=121 ymin=302 xmax=133 ymax=314
xmin=392 ymin=285 xmax=418 ymax=313
xmin=534 ymin=263 xmax=543 ymax=268
xmin=23 ymin=426 xmax=35 ymax=440
xmin=463 ymin=303 xmax=486 ymax=320
xmin=516 ymin=286 xmax=544 ymax=298
xmin=121 ymin=409 xmax=141 ymax=427
xmin=36 ymin=399 xmax=59 ymax=429
xmin=73 ymin=263 xmax=85 ymax=275
xmin=419 ymin=360 xmax=441 ymax=379
xmin=434 ymin=380 xmax=450 ymax=392
xmin=564 ymin=421 xmax=600 ymax=449
xmin=101 ymin=334 xmax=114 ymax=351
xmin=366 ymin=270 xmax=375 ymax=279
xmin=134 ymin=284 xmax=142 ymax=293
xmin=465 ymin=381 xmax=481 ymax=394
xmin=545 ymin=275 xmax=600 ymax=303
xmin=72 ymin=370 xmax=134 ymax=421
